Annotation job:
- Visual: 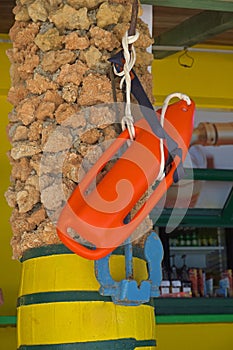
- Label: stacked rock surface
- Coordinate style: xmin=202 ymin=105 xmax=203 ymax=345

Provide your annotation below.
xmin=6 ymin=0 xmax=154 ymax=259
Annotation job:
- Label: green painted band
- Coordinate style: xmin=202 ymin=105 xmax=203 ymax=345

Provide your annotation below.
xmin=20 ymin=244 xmax=145 ymax=262
xmin=0 ymin=316 xmax=17 ymax=327
xmin=20 ymin=244 xmax=72 ymax=261
xmin=18 ymin=338 xmax=156 ymax=349
xmin=17 ymin=291 xmax=111 ymax=306
xmin=156 ymin=314 xmax=233 ymax=324
xmin=17 ymin=291 xmax=154 ymax=307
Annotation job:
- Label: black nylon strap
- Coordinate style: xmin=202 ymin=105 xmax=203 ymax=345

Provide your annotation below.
xmin=109 ymin=51 xmax=184 ymax=182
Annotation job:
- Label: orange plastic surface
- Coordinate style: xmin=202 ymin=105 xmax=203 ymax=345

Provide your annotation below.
xmin=57 ymin=99 xmax=195 ymax=259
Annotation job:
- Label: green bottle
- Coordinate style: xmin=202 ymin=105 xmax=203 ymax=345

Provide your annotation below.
xmin=201 ymin=234 xmax=208 ymax=247
xmin=186 ymin=233 xmax=191 ymax=246
xmin=191 ymin=232 xmax=198 ymax=246
xmin=179 ymin=234 xmax=185 ymax=246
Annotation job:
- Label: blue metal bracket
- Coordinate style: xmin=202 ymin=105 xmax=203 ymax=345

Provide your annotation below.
xmin=94 ymin=231 xmax=163 ymax=306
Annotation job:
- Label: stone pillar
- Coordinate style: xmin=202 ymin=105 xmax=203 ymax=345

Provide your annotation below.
xmin=6 ymin=0 xmax=154 ymax=259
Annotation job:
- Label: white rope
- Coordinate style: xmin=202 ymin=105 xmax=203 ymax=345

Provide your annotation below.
xmin=113 ymin=30 xmax=140 ymax=139
xmin=113 ymin=31 xmax=191 ymax=183
xmin=156 ymin=93 xmax=191 ymax=181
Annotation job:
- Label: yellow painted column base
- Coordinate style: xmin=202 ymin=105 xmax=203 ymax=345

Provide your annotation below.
xmin=17 ymin=246 xmax=156 ymax=349
xmin=18 ymin=301 xmax=155 ymax=346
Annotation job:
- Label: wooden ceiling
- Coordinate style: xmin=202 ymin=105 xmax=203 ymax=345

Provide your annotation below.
xmin=152 ymin=4 xmax=233 ymax=58
xmin=0 ymin=0 xmax=233 ymax=59
xmin=153 ymin=6 xmax=233 ymax=46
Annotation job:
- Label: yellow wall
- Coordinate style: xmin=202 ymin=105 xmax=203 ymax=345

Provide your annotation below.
xmin=0 ymin=327 xmax=17 ymax=349
xmin=0 ymin=35 xmax=12 ymax=94
xmin=0 ymin=37 xmax=21 ymax=317
xmin=156 ymin=323 xmax=233 ymax=350
xmin=152 ymin=45 xmax=233 ymax=110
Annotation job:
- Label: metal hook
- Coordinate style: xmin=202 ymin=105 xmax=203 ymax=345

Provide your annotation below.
xmin=178 ymin=49 xmax=194 ymax=68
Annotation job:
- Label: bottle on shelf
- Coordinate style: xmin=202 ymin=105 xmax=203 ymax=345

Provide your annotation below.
xmin=197 ymin=269 xmax=206 ymax=297
xmin=160 ymin=264 xmax=171 ymax=296
xmin=208 ymin=232 xmax=218 ymax=246
xmin=191 ymin=232 xmax=198 ymax=246
xmin=219 ymin=270 xmax=233 ymax=297
xmin=185 ymin=233 xmax=192 ymax=246
xmin=170 ymin=255 xmax=178 ymax=279
xmin=205 ymin=276 xmax=214 ymax=297
xmin=170 ymin=255 xmax=181 ymax=294
xmin=201 ymin=233 xmax=208 ymax=247
xmin=170 ymin=235 xmax=178 ymax=247
xmin=180 ymin=255 xmax=192 ymax=296
xmin=197 ymin=234 xmax=202 ymax=246
xmin=189 ymin=268 xmax=199 ymax=297
xmin=178 ymin=234 xmax=185 ymax=247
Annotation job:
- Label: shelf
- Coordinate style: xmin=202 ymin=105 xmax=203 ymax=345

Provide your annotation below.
xmin=156 ymin=314 xmax=233 ymax=324
xmin=170 ymin=246 xmax=224 ymax=252
xmin=0 ymin=316 xmax=16 ymax=327
xmin=153 ymin=298 xmax=233 ymax=318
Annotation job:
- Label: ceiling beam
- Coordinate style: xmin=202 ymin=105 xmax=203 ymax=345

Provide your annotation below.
xmin=141 ymin=0 xmax=233 ymax=12
xmin=153 ymin=11 xmax=233 ymax=59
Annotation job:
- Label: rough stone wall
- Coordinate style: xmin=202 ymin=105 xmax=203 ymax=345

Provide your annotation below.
xmin=5 ymin=0 xmax=154 ymax=259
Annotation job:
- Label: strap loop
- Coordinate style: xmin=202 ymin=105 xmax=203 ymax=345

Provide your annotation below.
xmin=157 ymin=93 xmax=192 ymax=181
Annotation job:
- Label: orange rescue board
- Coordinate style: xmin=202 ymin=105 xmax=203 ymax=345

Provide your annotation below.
xmin=57 ymin=99 xmax=195 ymax=259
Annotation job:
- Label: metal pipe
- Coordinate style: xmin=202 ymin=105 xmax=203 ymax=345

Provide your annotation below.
xmin=190 ymin=122 xmax=233 ymax=146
